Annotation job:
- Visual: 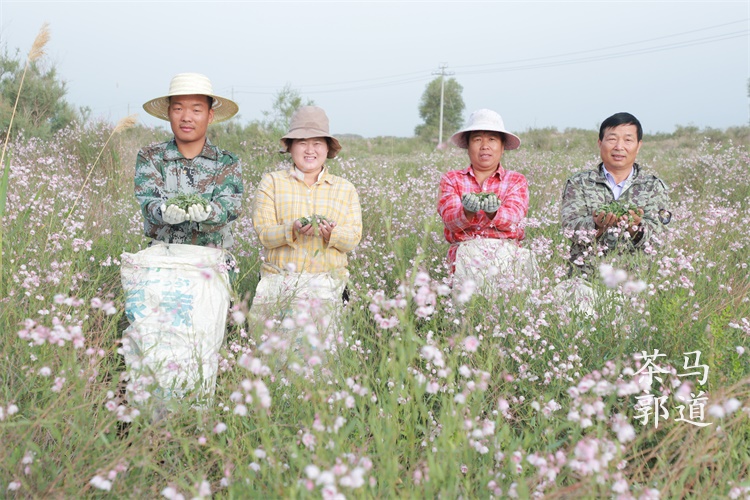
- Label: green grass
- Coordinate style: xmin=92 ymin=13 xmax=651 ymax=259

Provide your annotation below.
xmin=0 ymin=124 xmax=748 ymax=497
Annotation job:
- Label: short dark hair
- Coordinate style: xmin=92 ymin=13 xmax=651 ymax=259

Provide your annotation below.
xmin=599 ymin=112 xmax=642 ymax=141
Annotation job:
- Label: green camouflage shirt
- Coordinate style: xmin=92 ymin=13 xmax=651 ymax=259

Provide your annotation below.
xmin=134 ymin=138 xmax=242 ymax=248
xmin=560 ymin=163 xmax=670 ymax=277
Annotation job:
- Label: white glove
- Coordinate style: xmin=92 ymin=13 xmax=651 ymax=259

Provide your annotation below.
xmin=161 ymin=204 xmax=188 ymax=225
xmin=187 ymin=203 xmax=212 ymax=222
xmin=461 ymin=193 xmax=480 ymax=213
xmin=482 ymin=193 xmax=501 ymax=213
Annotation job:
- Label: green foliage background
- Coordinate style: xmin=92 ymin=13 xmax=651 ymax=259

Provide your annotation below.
xmin=415 ymin=76 xmax=466 ymax=143
xmin=0 ymin=48 xmax=78 ymax=139
xmin=0 ymin=118 xmax=748 ymax=497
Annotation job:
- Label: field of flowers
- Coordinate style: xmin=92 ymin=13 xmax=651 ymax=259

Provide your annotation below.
xmin=1 ymin=121 xmax=749 ymax=498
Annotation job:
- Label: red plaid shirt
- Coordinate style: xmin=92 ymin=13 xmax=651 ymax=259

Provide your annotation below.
xmin=437 ymin=165 xmax=529 ymax=266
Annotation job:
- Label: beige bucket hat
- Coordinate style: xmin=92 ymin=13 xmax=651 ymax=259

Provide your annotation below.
xmin=143 ymin=73 xmax=239 ymax=123
xmin=450 ymin=109 xmax=521 ymax=150
xmin=281 ymin=106 xmax=342 ymax=159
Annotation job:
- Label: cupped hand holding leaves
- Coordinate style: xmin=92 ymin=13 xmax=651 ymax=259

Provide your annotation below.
xmin=480 ymin=193 xmax=500 ymax=214
xmin=593 ymin=210 xmax=619 ymax=238
xmin=295 ymin=214 xmax=335 ymax=241
xmin=624 ymin=208 xmax=644 ymax=237
xmin=161 ymin=194 xmax=212 ymax=224
xmin=162 ymin=204 xmax=188 ymax=225
xmin=593 ymin=201 xmax=644 ymax=238
xmin=462 ymin=192 xmax=500 ymax=215
xmin=461 ymin=193 xmax=481 ymax=213
xmin=188 ymin=203 xmax=211 ymax=222
xmin=317 ymin=219 xmax=336 ymax=243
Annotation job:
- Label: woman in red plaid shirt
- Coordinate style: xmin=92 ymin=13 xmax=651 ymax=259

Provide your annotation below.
xmin=437 ymin=109 xmax=535 ymax=291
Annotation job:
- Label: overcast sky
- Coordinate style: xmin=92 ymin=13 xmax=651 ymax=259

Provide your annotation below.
xmin=1 ymin=1 xmax=748 ymax=138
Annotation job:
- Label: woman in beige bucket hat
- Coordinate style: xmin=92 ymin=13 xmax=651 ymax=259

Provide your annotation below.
xmin=437 ymin=109 xmax=536 ymax=293
xmin=250 ymin=106 xmax=362 ymax=364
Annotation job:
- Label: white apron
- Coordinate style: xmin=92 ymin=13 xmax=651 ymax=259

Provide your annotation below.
xmin=249 ymin=271 xmax=348 ymax=362
xmin=453 ymin=238 xmax=538 ymax=292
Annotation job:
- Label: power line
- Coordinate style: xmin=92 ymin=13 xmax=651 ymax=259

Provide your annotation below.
xmin=452 ymin=18 xmax=748 ymax=71
xmin=457 ymin=30 xmax=747 ymax=76
xmin=219 ymin=69 xmax=436 ymax=94
xmin=85 ymin=19 xmax=748 ymax=119
xmin=220 ymin=20 xmax=746 ymax=97
xmin=224 ymin=74 xmax=432 ymax=96
xmin=302 ymin=75 xmax=433 ymax=95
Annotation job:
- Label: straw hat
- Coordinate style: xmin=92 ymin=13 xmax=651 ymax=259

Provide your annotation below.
xmin=281 ymin=106 xmax=342 ymax=159
xmin=450 ymin=109 xmax=521 ymax=150
xmin=142 ymin=73 xmax=239 ymax=123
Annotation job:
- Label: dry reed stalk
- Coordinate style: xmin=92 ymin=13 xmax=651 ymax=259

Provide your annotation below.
xmin=0 ymin=23 xmax=50 ymax=299
xmin=0 ymin=23 xmax=49 ymax=170
xmin=625 ymin=377 xmax=750 ymax=495
xmin=548 ymin=379 xmax=750 ymax=499
xmin=64 ymin=114 xmax=138 ymax=222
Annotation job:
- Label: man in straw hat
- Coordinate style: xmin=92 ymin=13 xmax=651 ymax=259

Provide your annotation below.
xmin=250 ymin=106 xmax=362 ymax=366
xmin=136 ymin=72 xmax=242 ymax=249
xmin=438 ymin=108 xmax=535 ymax=294
xmin=122 ymin=73 xmax=241 ymax=420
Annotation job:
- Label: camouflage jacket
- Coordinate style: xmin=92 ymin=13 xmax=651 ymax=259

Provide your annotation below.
xmin=134 ymin=138 xmax=242 ymax=248
xmin=560 ymin=163 xmax=670 ymax=277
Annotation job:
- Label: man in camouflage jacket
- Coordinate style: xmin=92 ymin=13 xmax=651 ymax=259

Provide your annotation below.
xmin=137 ymin=73 xmax=242 ymax=249
xmin=561 ymin=112 xmax=670 ymax=277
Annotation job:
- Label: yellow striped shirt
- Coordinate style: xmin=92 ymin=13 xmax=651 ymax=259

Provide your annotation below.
xmin=253 ymin=167 xmax=362 ymax=275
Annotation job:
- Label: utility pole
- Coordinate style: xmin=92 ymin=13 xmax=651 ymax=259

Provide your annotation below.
xmin=432 ymin=63 xmax=454 ymax=147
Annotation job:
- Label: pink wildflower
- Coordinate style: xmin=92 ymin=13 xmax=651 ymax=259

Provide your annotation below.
xmin=196 ymin=480 xmax=211 ymax=498
xmin=89 ymin=475 xmax=112 ymax=491
xmin=463 ymin=335 xmax=480 ymax=352
xmin=161 ymin=486 xmax=184 ymax=500
xmin=723 ymin=398 xmax=741 ymax=415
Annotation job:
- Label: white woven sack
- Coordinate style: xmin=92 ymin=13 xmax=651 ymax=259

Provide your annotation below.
xmin=249 ymin=271 xmax=346 ymax=343
xmin=120 ymin=243 xmax=230 ymax=405
xmin=454 ymin=238 xmax=538 ymax=292
xmin=551 ymin=277 xmax=624 ymax=319
xmin=551 ymin=277 xmax=598 ymax=317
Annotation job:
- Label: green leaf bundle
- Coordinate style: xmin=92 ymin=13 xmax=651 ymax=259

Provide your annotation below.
xmin=598 ymin=200 xmax=639 ymax=218
xmin=166 ymin=194 xmax=209 ymax=211
xmin=298 ymin=214 xmax=329 ymax=228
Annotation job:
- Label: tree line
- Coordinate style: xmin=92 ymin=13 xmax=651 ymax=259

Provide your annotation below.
xmin=0 ymin=45 xmax=465 ymax=143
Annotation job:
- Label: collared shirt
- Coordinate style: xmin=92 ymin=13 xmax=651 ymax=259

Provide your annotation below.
xmin=602 ymin=165 xmax=634 ymax=200
xmin=135 ymin=138 xmax=242 ymax=248
xmin=253 ymin=166 xmax=362 ymax=275
xmin=437 ymin=164 xmax=529 ymax=266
